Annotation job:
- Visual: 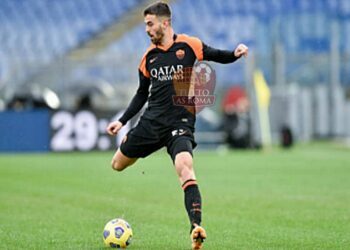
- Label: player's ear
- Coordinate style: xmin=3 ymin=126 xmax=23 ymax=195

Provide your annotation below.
xmin=164 ymin=18 xmax=171 ymax=27
xmin=160 ymin=19 xmax=165 ymax=28
xmin=160 ymin=17 xmax=170 ymax=28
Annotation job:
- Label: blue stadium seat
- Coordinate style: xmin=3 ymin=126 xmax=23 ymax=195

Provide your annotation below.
xmin=1 ymin=0 xmax=349 ymax=87
xmin=120 ymin=0 xmax=349 ymax=85
xmin=0 ymin=0 xmax=146 ymax=85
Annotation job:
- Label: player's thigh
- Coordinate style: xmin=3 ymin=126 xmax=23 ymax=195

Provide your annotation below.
xmin=120 ymin=119 xmax=164 ymax=159
xmin=167 ymin=131 xmax=196 ymax=163
xmin=111 ymin=148 xmax=138 ymax=171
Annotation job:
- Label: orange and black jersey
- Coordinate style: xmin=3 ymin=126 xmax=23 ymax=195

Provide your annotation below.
xmin=118 ymin=33 xmax=240 ymax=128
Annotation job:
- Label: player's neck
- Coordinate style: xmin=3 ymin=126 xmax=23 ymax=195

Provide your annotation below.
xmin=159 ymin=29 xmax=175 ymax=48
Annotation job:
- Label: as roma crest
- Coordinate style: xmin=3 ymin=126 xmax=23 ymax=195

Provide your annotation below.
xmin=176 ymin=49 xmax=185 ymax=60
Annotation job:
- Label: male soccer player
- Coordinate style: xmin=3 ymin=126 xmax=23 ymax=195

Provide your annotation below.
xmin=107 ymin=2 xmax=248 ymax=249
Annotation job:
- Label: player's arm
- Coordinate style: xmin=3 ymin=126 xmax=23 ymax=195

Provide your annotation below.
xmin=118 ymin=70 xmax=150 ymax=125
xmin=202 ymin=43 xmax=248 ymax=63
xmin=106 ymin=71 xmax=150 ymax=135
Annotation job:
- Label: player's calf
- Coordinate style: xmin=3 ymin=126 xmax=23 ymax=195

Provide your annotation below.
xmin=175 ymin=152 xmax=195 ymax=182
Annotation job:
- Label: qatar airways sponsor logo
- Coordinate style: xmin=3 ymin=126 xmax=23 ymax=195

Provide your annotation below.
xmin=150 ymin=65 xmax=184 ymax=81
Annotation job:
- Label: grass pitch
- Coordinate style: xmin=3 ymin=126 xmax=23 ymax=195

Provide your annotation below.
xmin=0 ymin=143 xmax=349 ymax=249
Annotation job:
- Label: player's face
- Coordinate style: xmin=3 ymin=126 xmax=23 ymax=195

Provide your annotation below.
xmin=144 ymin=14 xmax=166 ymax=45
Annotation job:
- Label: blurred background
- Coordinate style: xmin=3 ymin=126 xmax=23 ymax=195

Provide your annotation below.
xmin=1 ymin=0 xmax=350 ymax=152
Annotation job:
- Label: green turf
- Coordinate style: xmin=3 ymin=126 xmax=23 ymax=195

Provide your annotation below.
xmin=1 ymin=143 xmax=350 ymax=249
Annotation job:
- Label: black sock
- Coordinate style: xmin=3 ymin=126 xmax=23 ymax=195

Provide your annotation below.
xmin=182 ymin=179 xmax=202 ymax=231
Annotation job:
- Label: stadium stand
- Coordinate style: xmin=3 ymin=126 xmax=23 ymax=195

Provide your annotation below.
xmin=1 ymin=0 xmax=350 ymax=108
xmin=1 ymin=0 xmax=350 ymax=146
xmin=0 ymin=0 xmax=145 ymax=87
xmin=100 ymin=0 xmax=350 ymax=86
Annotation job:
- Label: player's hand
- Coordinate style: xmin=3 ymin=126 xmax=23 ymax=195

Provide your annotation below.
xmin=106 ymin=120 xmax=123 ymax=136
xmin=234 ymin=43 xmax=248 ymax=58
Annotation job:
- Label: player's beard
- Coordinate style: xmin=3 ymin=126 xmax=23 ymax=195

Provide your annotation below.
xmin=148 ymin=25 xmax=164 ymax=45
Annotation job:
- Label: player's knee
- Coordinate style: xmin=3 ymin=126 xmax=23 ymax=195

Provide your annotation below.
xmin=111 ymin=159 xmax=126 ymax=172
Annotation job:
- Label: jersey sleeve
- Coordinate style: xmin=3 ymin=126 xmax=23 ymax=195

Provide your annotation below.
xmin=202 ymin=43 xmax=240 ymax=64
xmin=176 ymin=34 xmax=204 ymax=61
xmin=177 ymin=34 xmax=240 ymax=63
xmin=138 ymin=52 xmax=150 ymax=78
xmin=118 ymin=70 xmax=150 ymax=125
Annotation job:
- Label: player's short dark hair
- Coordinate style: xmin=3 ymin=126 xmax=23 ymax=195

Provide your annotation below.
xmin=143 ymin=1 xmax=171 ymax=19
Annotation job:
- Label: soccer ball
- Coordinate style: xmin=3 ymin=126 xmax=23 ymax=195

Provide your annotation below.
xmin=103 ymin=218 xmax=133 ymax=248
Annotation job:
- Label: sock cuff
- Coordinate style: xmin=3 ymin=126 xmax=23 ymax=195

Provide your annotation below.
xmin=182 ymin=179 xmax=197 ymax=190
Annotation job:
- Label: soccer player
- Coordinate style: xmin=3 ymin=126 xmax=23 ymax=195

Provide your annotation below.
xmin=106 ymin=2 xmax=248 ymax=249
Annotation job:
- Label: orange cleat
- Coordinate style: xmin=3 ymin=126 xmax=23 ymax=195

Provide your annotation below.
xmin=191 ymin=225 xmax=207 ymax=250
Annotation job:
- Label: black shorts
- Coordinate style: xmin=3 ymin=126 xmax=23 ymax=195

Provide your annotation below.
xmin=119 ymin=118 xmax=197 ymax=162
